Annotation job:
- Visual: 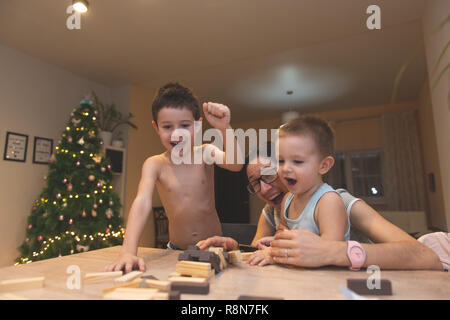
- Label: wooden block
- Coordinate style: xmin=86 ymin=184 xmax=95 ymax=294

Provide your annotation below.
xmin=103 ymin=287 xmax=158 ymax=300
xmin=176 ymin=260 xmax=213 ymax=278
xmin=170 ymin=281 xmax=209 ymax=294
xmin=102 ymin=279 xmax=141 ymax=295
xmin=228 ymin=250 xmax=242 ymax=263
xmin=114 ymin=271 xmax=143 ymax=283
xmin=142 ymin=279 xmax=171 ymax=291
xmin=0 ymin=276 xmax=45 ymax=291
xmin=176 ymin=266 xmax=214 ymax=279
xmin=84 ymin=271 xmax=122 ymax=284
xmin=177 ymin=260 xmax=211 ymax=270
xmin=241 ymin=252 xmax=253 ymax=261
xmin=209 ymin=247 xmax=227 ymax=269
xmin=347 ymin=279 xmax=393 ymax=296
xmin=168 ymin=276 xmax=208 ymax=284
xmin=152 ymin=292 xmax=169 ymax=300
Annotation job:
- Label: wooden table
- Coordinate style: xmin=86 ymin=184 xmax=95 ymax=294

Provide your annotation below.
xmin=0 ymin=246 xmax=448 ymax=300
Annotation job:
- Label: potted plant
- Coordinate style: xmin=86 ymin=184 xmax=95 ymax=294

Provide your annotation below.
xmin=91 ymin=91 xmax=138 ymax=146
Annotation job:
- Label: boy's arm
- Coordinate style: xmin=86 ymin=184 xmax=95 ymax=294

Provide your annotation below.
xmin=314 ymin=192 xmax=348 ymax=241
xmin=202 ymin=102 xmax=243 ymax=172
xmin=104 ymin=157 xmax=158 ymax=273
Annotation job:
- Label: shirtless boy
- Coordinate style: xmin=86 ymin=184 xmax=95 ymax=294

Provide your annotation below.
xmin=105 ymin=83 xmax=242 ymax=273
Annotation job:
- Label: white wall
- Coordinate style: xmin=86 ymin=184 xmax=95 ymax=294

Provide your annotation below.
xmin=422 ymin=0 xmax=450 ymax=231
xmin=0 ymin=43 xmax=129 ymax=267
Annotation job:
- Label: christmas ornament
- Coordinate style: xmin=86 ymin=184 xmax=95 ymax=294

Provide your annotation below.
xmin=59 ymin=215 xmax=64 ymax=221
xmin=78 ymin=137 xmax=85 ymax=145
xmin=67 ymin=183 xmax=73 ymax=192
xmin=62 ymin=178 xmax=68 ymax=184
xmin=88 ymin=175 xmax=95 ymax=181
xmin=91 ymin=210 xmax=97 ymax=217
xmin=27 ymin=224 xmax=32 ymax=230
xmin=37 ymin=235 xmax=43 ymax=242
xmin=76 ymin=161 xmax=81 ymax=167
xmin=68 ymin=219 xmax=73 ymax=225
xmin=67 ymin=136 xmax=73 ymax=143
xmin=81 ymin=211 xmax=87 ymax=218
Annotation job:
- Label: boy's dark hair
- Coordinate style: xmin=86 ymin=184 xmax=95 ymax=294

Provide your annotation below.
xmin=279 ymin=115 xmax=335 ymax=157
xmin=151 ymin=82 xmax=201 ymax=124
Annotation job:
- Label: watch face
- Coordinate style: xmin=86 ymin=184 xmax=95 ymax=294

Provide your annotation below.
xmin=350 ymin=247 xmax=364 ymax=261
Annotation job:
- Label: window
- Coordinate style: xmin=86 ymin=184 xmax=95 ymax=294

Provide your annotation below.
xmin=325 ymin=149 xmax=385 ymax=204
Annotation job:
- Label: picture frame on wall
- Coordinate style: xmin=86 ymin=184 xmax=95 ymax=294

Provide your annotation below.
xmin=3 ymin=131 xmax=28 ymax=162
xmin=33 ymin=136 xmax=53 ymax=165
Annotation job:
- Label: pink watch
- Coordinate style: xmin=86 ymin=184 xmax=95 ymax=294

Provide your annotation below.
xmin=347 ymin=241 xmax=366 ymax=271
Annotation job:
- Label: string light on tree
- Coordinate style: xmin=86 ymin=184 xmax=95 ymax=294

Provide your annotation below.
xmin=15 ymin=96 xmax=124 ymax=264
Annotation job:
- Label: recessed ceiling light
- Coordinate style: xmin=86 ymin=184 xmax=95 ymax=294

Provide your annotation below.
xmin=73 ymin=0 xmax=89 ymax=13
xmin=286 ymin=90 xmax=294 ymax=95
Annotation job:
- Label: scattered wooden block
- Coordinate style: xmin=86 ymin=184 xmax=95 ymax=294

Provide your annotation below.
xmin=84 ymin=271 xmax=123 ymax=284
xmin=179 ymin=248 xmax=221 ymax=274
xmin=209 ymin=247 xmax=227 ymax=269
xmin=141 ymin=279 xmax=171 ymax=291
xmin=114 ymin=271 xmax=143 ymax=283
xmin=168 ymin=276 xmax=208 ymax=284
xmin=170 ymin=281 xmax=210 ymax=294
xmin=102 ymin=279 xmax=142 ymax=295
xmin=228 ymin=250 xmax=242 ymax=263
xmin=347 ymin=279 xmax=393 ymax=296
xmin=0 ymin=276 xmax=45 ymax=291
xmin=176 ymin=260 xmax=215 ymax=279
xmin=241 ymin=252 xmax=253 ymax=261
xmin=103 ymin=287 xmax=159 ymax=300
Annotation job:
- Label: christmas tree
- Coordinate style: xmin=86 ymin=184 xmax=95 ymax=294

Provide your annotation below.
xmin=16 ymin=98 xmax=124 ymax=264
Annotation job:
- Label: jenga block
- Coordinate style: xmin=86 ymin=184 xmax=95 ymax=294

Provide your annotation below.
xmin=347 ymin=279 xmax=393 ymax=296
xmin=168 ymin=276 xmax=208 ymax=284
xmin=142 ymin=279 xmax=171 ymax=291
xmin=0 ymin=277 xmax=45 ymax=291
xmin=152 ymin=292 xmax=170 ymax=300
xmin=228 ymin=250 xmax=242 ymax=263
xmin=84 ymin=271 xmax=122 ymax=284
xmin=102 ymin=279 xmax=141 ymax=295
xmin=176 ymin=266 xmax=214 ymax=279
xmin=209 ymin=247 xmax=227 ymax=270
xmin=241 ymin=252 xmax=253 ymax=261
xmin=114 ymin=271 xmax=143 ymax=283
xmin=103 ymin=287 xmax=158 ymax=300
xmin=170 ymin=281 xmax=210 ymax=294
xmin=177 ymin=260 xmax=211 ymax=270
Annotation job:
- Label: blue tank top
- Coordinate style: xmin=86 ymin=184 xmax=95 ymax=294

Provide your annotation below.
xmin=282 ymin=183 xmax=350 ymax=241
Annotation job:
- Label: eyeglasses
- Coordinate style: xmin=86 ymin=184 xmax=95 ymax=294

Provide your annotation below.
xmin=246 ymin=173 xmax=279 ymax=194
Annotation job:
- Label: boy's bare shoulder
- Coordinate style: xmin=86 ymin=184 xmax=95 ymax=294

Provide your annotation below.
xmin=142 ymin=153 xmax=168 ymax=174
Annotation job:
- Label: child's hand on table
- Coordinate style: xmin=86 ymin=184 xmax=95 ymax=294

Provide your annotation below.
xmin=104 ymin=252 xmax=146 ymax=274
xmin=247 ymin=247 xmax=274 ymax=267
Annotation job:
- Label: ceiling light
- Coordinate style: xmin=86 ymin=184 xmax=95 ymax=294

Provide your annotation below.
xmin=73 ymin=0 xmax=89 ymax=13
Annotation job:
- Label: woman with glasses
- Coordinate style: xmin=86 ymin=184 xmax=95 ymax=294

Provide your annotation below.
xmin=197 ymin=142 xmax=443 ymax=270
